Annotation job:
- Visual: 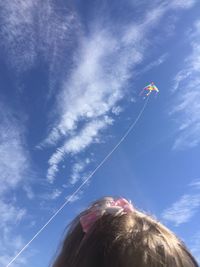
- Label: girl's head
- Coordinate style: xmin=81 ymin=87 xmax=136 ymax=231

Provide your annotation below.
xmin=52 ymin=197 xmax=198 ymax=267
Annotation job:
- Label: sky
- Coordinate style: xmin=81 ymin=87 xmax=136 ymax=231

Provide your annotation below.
xmin=0 ymin=0 xmax=200 ymax=266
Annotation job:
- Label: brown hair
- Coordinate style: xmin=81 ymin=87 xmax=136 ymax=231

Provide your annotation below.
xmin=52 ymin=197 xmax=198 ymax=267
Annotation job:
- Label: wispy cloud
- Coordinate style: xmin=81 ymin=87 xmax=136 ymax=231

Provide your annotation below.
xmin=0 ymin=200 xmax=28 ymax=267
xmin=169 ymin=0 xmax=196 ymax=9
xmin=129 ymin=0 xmax=197 ymax=13
xmin=42 ymin=0 xmax=197 ymax=184
xmin=41 ymin=188 xmax=62 ymax=200
xmin=190 ymin=179 xmax=200 ymax=189
xmin=0 ymin=0 xmax=78 ymax=87
xmin=0 ymin=0 xmax=37 ymax=71
xmin=65 ymin=190 xmax=84 ymax=203
xmin=162 ymin=179 xmax=200 ymax=226
xmin=0 ymin=102 xmax=32 ymax=266
xmin=47 ymin=117 xmax=113 ymax=183
xmin=0 ymin=200 xmax=26 ymax=228
xmin=23 ymin=185 xmax=35 ymax=200
xmin=171 ymin=20 xmax=200 ymax=150
xmin=1 ymin=0 xmax=196 ymax=185
xmin=0 ymin=232 xmax=27 ymax=267
xmin=0 ymin=223 xmax=36 ymax=267
xmin=111 ymin=106 xmax=123 ymax=116
xmin=35 ymin=1 xmax=79 ymax=92
xmin=139 ymin=53 xmax=168 ymax=75
xmin=70 ymin=158 xmax=91 ymax=185
xmin=162 ymin=194 xmax=200 ymax=226
xmin=0 ymin=104 xmax=31 ymax=195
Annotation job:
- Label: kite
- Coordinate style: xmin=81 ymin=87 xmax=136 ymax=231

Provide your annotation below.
xmin=141 ymin=82 xmax=159 ymax=97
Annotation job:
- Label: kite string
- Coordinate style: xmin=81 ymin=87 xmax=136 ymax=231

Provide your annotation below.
xmin=6 ymin=96 xmax=149 ymax=267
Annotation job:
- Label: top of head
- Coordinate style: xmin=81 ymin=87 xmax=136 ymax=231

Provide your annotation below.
xmin=52 ymin=197 xmax=199 ymax=267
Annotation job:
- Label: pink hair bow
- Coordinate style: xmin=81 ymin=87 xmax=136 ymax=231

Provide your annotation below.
xmin=80 ymin=198 xmax=134 ymax=233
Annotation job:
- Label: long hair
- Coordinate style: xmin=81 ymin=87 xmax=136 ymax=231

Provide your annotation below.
xmin=52 ymin=197 xmax=198 ymax=267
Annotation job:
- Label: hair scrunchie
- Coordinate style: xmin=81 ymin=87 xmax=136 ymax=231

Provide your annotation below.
xmin=80 ymin=197 xmax=134 ymax=233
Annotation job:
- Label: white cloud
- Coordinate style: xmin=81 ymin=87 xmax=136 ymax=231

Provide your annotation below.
xmin=0 ymin=200 xmax=28 ymax=267
xmin=0 ymin=0 xmax=37 ymax=71
xmin=162 ymin=194 xmax=200 ymax=226
xmin=0 ymin=0 xmax=78 ymax=84
xmin=43 ymin=30 xmax=131 ymax=146
xmin=63 ymin=117 xmax=113 ymax=154
xmin=23 ymin=185 xmax=34 ymax=200
xmin=47 ymin=117 xmax=112 ymax=183
xmin=0 ymin=103 xmax=32 ymax=266
xmin=162 ymin=179 xmax=200 ymax=226
xmin=2 ymin=0 xmax=190 ymax=185
xmin=190 ymin=179 xmax=200 ymax=189
xmin=44 ymin=2 xmax=181 ymax=149
xmin=42 ymin=188 xmax=62 ymax=200
xmin=171 ymin=20 xmax=200 ymax=149
xmin=0 ymin=200 xmax=26 ymax=228
xmin=65 ymin=191 xmax=83 ymax=203
xmin=44 ymin=0 xmax=194 ymax=184
xmin=69 ymin=158 xmax=91 ymax=185
xmin=50 ymin=189 xmax=62 ymax=199
xmin=44 ymin=0 xmax=198 ymax=184
xmin=0 ymin=105 xmax=30 ymax=194
xmin=140 ymin=53 xmax=168 ymax=74
xmin=169 ymin=0 xmax=196 ymax=9
xmin=111 ymin=106 xmax=123 ymax=116
xmin=35 ymin=1 xmax=79 ymax=93
xmin=0 ymin=233 xmax=27 ymax=267
xmin=129 ymin=0 xmax=197 ymax=13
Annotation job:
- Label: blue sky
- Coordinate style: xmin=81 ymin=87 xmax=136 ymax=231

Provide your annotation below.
xmin=0 ymin=0 xmax=200 ymax=266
